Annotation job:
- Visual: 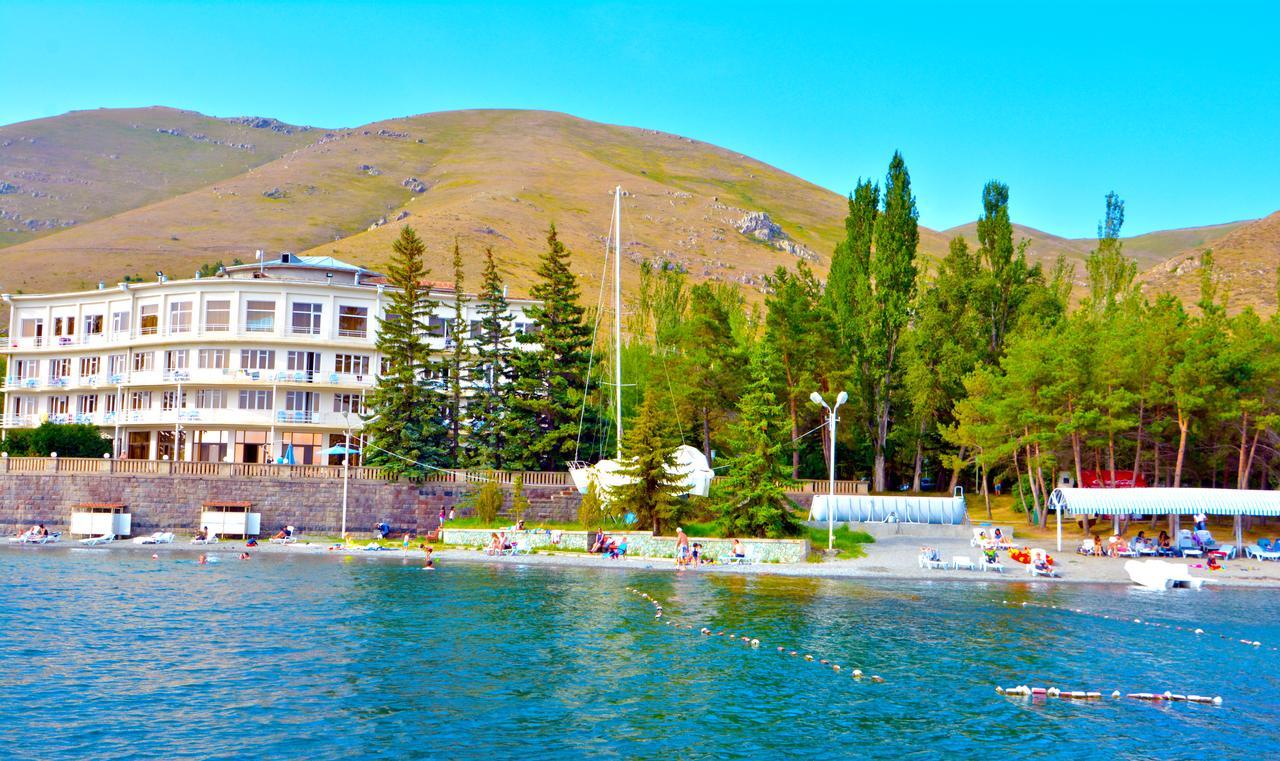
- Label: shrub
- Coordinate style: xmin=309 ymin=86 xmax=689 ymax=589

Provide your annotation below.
xmin=577 ymin=481 xmax=605 ymax=529
xmin=470 ymin=481 xmax=504 ymax=524
xmin=510 ymin=474 xmax=529 ymax=522
xmin=1 ymin=422 xmax=111 ymax=458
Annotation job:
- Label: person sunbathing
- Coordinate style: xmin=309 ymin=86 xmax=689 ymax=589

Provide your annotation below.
xmin=590 ymin=530 xmax=607 ymax=553
xmin=486 ymin=532 xmax=501 ymax=555
xmin=731 ymin=538 xmax=745 ymax=559
xmin=272 ymin=528 xmax=288 ymax=540
xmin=1092 ymin=535 xmax=1104 ymax=556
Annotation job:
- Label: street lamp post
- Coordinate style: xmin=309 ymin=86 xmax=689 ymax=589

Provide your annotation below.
xmin=810 ymin=390 xmax=849 ymax=551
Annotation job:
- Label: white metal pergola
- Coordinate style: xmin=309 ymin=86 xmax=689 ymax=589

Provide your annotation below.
xmin=1046 ymin=487 xmax=1280 ymax=552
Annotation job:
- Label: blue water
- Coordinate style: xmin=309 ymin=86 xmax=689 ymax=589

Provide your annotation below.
xmin=1 ymin=547 xmax=1276 ymax=760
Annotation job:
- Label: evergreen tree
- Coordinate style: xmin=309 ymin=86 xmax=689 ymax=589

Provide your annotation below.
xmin=364 ymin=226 xmax=449 ymax=479
xmin=716 ymin=344 xmax=801 ymax=537
xmin=505 ymin=226 xmax=596 ymax=470
xmin=677 ymin=283 xmax=746 ymax=463
xmin=444 ymin=241 xmax=470 ymax=465
xmin=465 ymin=248 xmax=516 ymax=469
xmin=608 ymin=389 xmax=686 ymax=534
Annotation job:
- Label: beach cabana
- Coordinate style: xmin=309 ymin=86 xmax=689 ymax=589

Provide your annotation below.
xmin=199 ymin=501 xmax=261 ymax=539
xmin=69 ymin=503 xmax=131 ymax=538
xmin=1046 ymin=487 xmax=1280 ymax=551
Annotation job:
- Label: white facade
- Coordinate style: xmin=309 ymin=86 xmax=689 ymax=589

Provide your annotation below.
xmin=2 ymin=254 xmax=537 ymax=464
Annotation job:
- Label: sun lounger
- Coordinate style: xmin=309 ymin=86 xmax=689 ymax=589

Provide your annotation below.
xmin=723 ymin=549 xmax=753 ymax=565
xmin=268 ymin=526 xmax=297 ymax=544
xmin=9 ymin=531 xmax=62 ymax=544
xmin=1193 ymin=529 xmax=1218 ymax=550
xmin=980 ymin=556 xmax=1006 ymax=573
xmin=190 ymin=535 xmax=219 ymax=545
xmin=510 ymin=538 xmax=531 ymax=556
xmin=79 ymin=534 xmax=115 ymax=546
xmin=918 ymin=552 xmax=947 ymax=570
xmin=132 ymin=532 xmax=173 ymax=544
xmin=951 ymin=555 xmax=977 ymax=571
xmin=1246 ymin=544 xmax=1280 ymax=561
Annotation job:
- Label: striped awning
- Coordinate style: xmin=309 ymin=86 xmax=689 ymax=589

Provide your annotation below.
xmin=1048 ymin=487 xmax=1280 ymax=516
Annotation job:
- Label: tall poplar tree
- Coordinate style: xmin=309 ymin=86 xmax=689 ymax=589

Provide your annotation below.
xmin=505 ymin=225 xmax=596 ymax=470
xmin=365 ymin=226 xmax=448 ymax=479
xmin=465 ymin=248 xmax=516 ymax=469
xmin=829 ymin=153 xmax=917 ymax=491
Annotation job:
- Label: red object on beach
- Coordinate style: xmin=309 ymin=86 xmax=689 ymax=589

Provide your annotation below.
xmin=1079 ymin=470 xmax=1148 ymax=488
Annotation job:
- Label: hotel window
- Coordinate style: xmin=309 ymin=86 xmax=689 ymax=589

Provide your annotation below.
xmin=53 ymin=316 xmax=76 ymax=337
xmin=291 ymin=302 xmax=323 ymax=335
xmin=128 ymin=391 xmax=151 ymax=410
xmin=79 ymin=356 xmax=100 ymax=377
xmin=204 ymin=300 xmax=230 ymax=332
xmin=48 ymin=396 xmax=69 ymax=415
xmin=104 ymin=394 xmax=117 ymax=414
xmin=111 ymin=310 xmax=130 ymax=335
xmin=195 ymin=389 xmax=227 ymax=409
xmin=245 ymin=300 xmax=276 ymax=332
xmin=162 ymin=390 xmax=186 ymax=411
xmin=139 ymin=304 xmax=159 ymax=335
xmin=285 ymin=390 xmax=319 ymax=412
xmin=132 ymin=351 xmax=154 ymax=372
xmin=334 ymin=353 xmax=370 ymax=375
xmin=287 ymin=351 xmax=321 ymax=374
xmin=164 ymin=350 xmax=189 ymax=372
xmin=198 ymin=349 xmax=229 ymax=370
xmin=16 ymin=396 xmax=38 ymax=416
xmin=239 ymin=389 xmax=274 ymax=410
xmin=49 ymin=358 xmax=71 ymax=380
xmin=333 ymin=393 xmax=365 ymax=414
xmin=470 ymin=319 xmax=484 ymax=339
xmin=379 ymin=357 xmax=392 ymax=376
xmin=107 ymin=354 xmax=128 ymax=377
xmin=240 ymin=349 xmax=275 ymax=371
xmin=83 ymin=314 xmax=104 ymax=336
xmin=19 ymin=317 xmax=44 ymax=345
xmin=337 ymin=305 xmax=368 ymax=338
xmin=427 ymin=315 xmax=449 ymax=337
xmin=78 ymin=394 xmax=98 ymax=415
xmin=14 ymin=359 xmax=38 ymax=380
xmin=169 ymin=301 xmax=193 ymax=333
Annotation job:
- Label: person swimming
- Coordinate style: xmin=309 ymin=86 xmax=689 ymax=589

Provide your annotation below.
xmin=423 ymin=546 xmax=435 ymax=570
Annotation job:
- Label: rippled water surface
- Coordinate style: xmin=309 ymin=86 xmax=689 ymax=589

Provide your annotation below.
xmin=2 ymin=547 xmax=1276 ymax=760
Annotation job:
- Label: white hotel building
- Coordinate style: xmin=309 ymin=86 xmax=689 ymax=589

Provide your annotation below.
xmin=2 ymin=255 xmax=537 ymax=464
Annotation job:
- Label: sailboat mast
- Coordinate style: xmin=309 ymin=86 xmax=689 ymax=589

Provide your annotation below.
xmin=613 ymin=186 xmax=623 ymax=460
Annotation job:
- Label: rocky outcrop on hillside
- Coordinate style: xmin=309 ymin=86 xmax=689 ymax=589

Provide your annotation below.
xmin=225 ymin=116 xmax=311 ymax=135
xmin=734 ymin=210 xmax=819 ymax=262
xmin=402 ymin=177 xmax=428 ymax=193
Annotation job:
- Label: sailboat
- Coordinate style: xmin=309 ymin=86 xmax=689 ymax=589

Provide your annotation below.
xmin=567 ymin=186 xmax=714 ymax=498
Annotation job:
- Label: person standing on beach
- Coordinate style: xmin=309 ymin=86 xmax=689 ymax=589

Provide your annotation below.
xmin=402 ymin=532 xmax=411 ymax=555
xmin=1194 ymin=511 xmax=1207 ymax=531
xmin=449 ymin=507 xmax=456 ymax=522
xmin=675 ymin=527 xmax=691 ymax=569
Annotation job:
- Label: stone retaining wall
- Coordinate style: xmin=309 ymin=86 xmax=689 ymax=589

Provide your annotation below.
xmin=440 ymin=528 xmax=809 ymax=564
xmin=0 ymin=473 xmax=581 ymax=537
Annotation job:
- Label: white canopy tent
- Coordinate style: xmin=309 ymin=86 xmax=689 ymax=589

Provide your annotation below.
xmin=1046 ymin=487 xmax=1280 ymax=551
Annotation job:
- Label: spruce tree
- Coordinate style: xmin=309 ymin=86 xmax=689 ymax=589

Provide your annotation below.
xmin=716 ymin=344 xmax=801 ymax=538
xmin=364 ymin=226 xmax=449 ymax=479
xmin=608 ymin=389 xmax=685 ymax=534
xmin=445 ymin=241 xmax=469 ymax=465
xmin=505 ymin=225 xmax=596 ymax=470
xmin=465 ymin=248 xmax=516 ymax=469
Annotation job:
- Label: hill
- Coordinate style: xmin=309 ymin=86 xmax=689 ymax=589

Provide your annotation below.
xmin=0 ymin=106 xmax=1272 ymax=310
xmin=0 ymin=107 xmax=320 ymax=249
xmin=0 ymin=108 xmax=957 ymax=298
xmin=942 ymin=220 xmax=1249 ymax=286
xmin=1141 ymin=212 xmax=1280 ymax=311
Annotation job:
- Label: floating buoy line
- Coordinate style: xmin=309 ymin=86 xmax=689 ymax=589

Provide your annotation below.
xmin=997 ymin=685 xmax=1221 ymax=705
xmin=1001 ymin=599 xmax=1274 ymax=652
xmin=624 ymin=586 xmax=885 ymax=684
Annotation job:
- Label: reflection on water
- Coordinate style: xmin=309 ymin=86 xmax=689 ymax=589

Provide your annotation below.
xmin=1 ymin=547 xmax=1276 ymax=760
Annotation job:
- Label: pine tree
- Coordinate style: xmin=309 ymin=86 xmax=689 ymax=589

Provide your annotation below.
xmin=608 ymin=389 xmax=686 ymax=534
xmin=716 ymin=344 xmax=801 ymax=538
xmin=445 ymin=241 xmax=469 ymax=465
xmin=364 ymin=226 xmax=449 ymax=479
xmin=677 ymin=283 xmax=746 ymax=462
xmin=505 ymin=225 xmax=596 ymax=470
xmin=465 ymin=248 xmax=516 ymax=469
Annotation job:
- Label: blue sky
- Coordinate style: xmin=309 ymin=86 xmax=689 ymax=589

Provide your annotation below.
xmin=2 ymin=1 xmax=1277 ymax=237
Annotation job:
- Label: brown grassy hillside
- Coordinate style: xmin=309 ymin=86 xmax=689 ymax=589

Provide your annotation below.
xmin=1141 ymin=212 xmax=1280 ymax=311
xmin=0 ymin=107 xmax=320 ymax=249
xmin=0 ymin=109 xmax=951 ymax=298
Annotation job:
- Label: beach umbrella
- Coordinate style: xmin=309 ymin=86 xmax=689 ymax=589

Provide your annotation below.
xmin=323 ymin=444 xmax=361 ymax=456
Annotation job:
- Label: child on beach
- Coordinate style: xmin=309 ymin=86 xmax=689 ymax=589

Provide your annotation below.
xmin=423 ymin=546 xmax=435 ymax=570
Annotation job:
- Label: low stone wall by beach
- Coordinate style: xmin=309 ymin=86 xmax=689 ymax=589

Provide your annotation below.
xmin=0 ymin=472 xmax=581 ymax=537
xmin=440 ymin=528 xmax=809 ymax=563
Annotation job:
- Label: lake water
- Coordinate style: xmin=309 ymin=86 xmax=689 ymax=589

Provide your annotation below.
xmin=1 ymin=547 xmax=1276 ymax=760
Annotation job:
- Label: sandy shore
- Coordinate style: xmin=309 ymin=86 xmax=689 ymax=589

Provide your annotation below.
xmin=27 ymin=532 xmax=1280 ymax=589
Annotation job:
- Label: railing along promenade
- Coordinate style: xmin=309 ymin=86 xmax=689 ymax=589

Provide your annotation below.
xmin=0 ymin=456 xmax=869 ymax=493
